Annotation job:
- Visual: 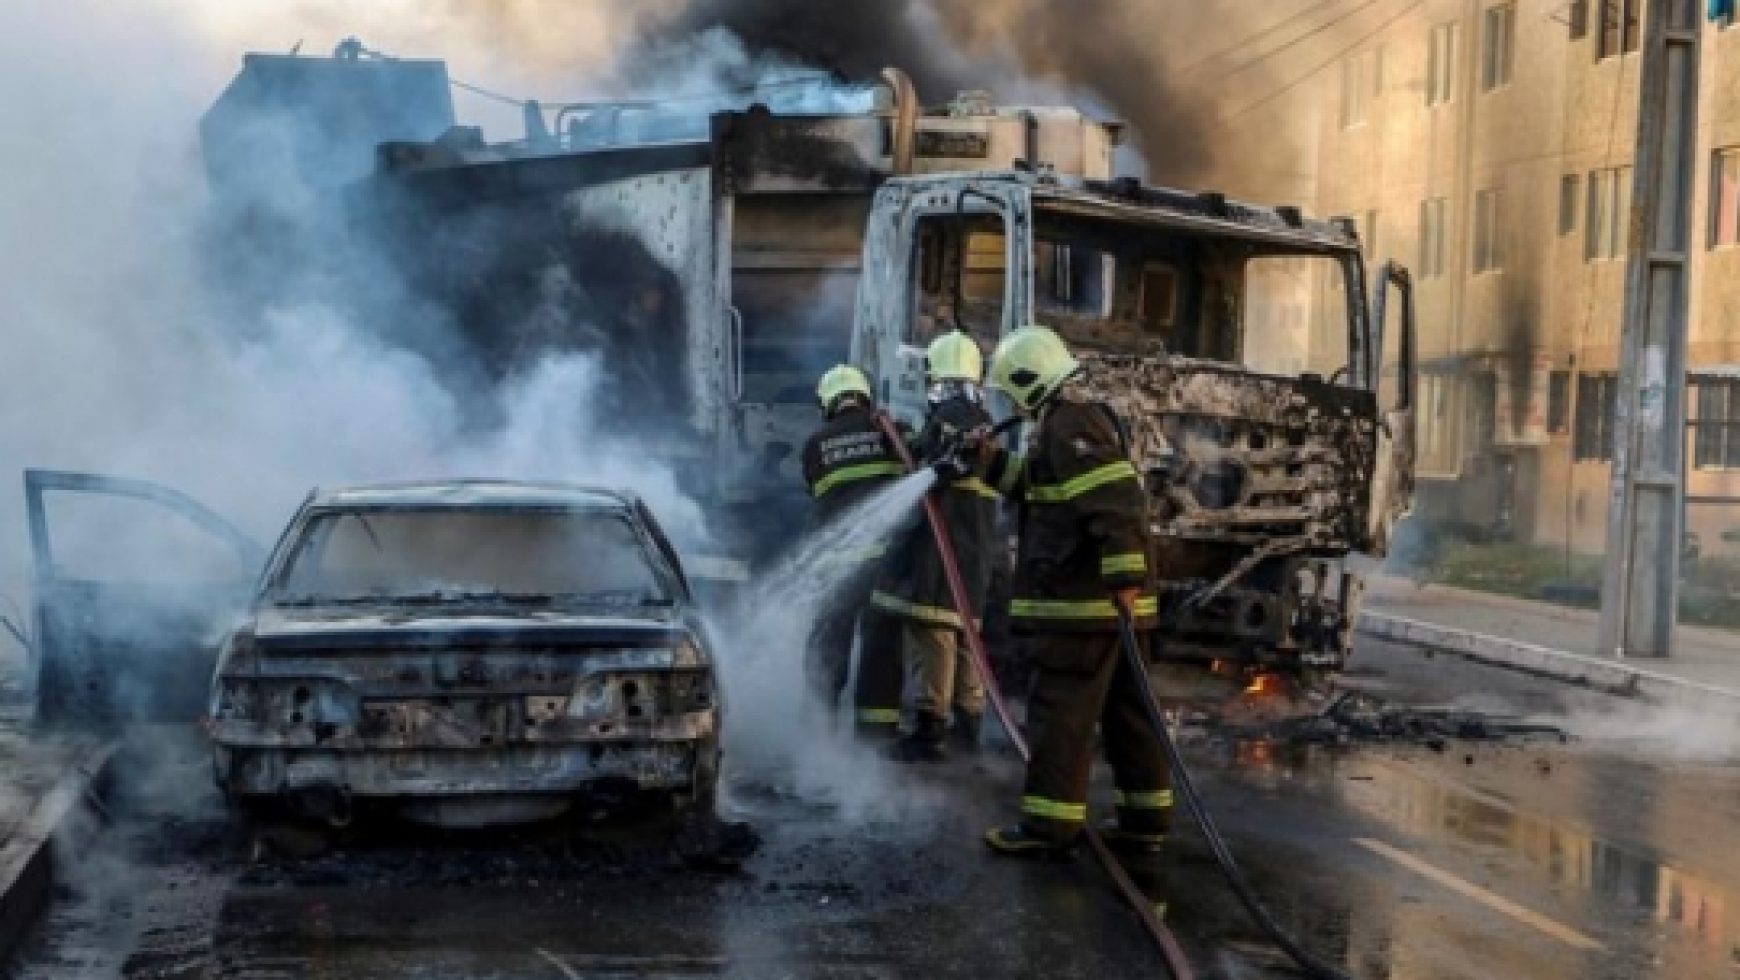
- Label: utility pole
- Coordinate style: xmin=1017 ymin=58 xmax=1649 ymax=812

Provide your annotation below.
xmin=1599 ymin=0 xmax=1703 ymax=659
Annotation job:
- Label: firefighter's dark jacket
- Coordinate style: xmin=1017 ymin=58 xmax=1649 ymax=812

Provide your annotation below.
xmin=801 ymin=403 xmax=907 ymax=525
xmin=871 ymin=395 xmax=999 ymax=630
xmin=981 ymin=396 xmax=1158 ymax=633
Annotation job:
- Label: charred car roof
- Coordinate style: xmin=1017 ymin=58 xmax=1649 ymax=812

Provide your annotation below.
xmin=309 ymin=480 xmax=636 ymax=511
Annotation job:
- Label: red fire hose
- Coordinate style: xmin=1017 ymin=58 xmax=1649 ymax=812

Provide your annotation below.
xmin=873 ymin=411 xmax=1196 ymax=980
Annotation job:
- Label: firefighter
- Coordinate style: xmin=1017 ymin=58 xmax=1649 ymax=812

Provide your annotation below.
xmin=973 ymin=325 xmax=1173 ymax=856
xmin=800 ymin=365 xmax=904 ymax=718
xmin=868 ymin=331 xmax=998 ymax=762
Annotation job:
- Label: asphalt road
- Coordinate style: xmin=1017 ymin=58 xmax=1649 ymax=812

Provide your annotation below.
xmin=8 ymin=639 xmax=1740 ymax=980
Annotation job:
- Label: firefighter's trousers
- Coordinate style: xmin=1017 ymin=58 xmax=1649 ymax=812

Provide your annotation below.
xmin=852 ymin=609 xmax=904 ymax=729
xmin=904 ymin=621 xmax=986 ymax=721
xmin=1019 ymin=631 xmax=1174 ymax=843
xmin=807 ymin=563 xmax=882 ymax=709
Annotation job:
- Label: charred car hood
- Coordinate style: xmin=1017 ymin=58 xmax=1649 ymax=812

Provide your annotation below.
xmin=250 ymin=607 xmax=687 ymax=651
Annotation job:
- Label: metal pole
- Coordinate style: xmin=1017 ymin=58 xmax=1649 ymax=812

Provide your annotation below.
xmin=1599 ymin=0 xmax=1702 ymax=658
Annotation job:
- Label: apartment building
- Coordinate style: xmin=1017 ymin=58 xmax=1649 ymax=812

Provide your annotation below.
xmin=1315 ymin=0 xmax=1740 ymax=556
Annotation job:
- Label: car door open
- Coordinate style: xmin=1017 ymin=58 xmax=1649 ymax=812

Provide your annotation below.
xmin=25 ymin=469 xmax=263 ymax=725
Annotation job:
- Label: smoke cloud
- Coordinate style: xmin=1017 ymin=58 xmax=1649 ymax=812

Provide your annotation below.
xmin=0 ymin=0 xmax=706 ymax=661
xmin=0 ymin=0 xmax=952 ymax=831
xmin=654 ymin=0 xmax=1333 ymax=188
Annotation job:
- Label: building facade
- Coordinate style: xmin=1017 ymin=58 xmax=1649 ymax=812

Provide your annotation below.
xmin=1314 ymin=0 xmax=1740 ymax=556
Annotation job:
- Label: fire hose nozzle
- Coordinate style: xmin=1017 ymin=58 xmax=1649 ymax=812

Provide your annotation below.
xmin=926 ymin=427 xmax=975 ymax=482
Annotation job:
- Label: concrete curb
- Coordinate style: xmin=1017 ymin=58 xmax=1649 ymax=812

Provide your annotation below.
xmin=0 ymin=741 xmax=116 ymax=963
xmin=1358 ymin=612 xmax=1740 ymax=712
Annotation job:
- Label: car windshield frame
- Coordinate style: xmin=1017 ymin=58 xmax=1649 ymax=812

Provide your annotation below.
xmin=263 ymin=503 xmax=677 ymax=610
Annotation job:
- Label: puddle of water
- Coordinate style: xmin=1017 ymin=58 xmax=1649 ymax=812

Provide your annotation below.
xmin=1338 ymin=756 xmax=1740 ymax=959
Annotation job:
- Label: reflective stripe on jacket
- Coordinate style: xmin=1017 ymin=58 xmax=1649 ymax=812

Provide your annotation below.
xmin=984 ymin=396 xmax=1156 ymax=634
xmin=873 ymin=395 xmax=1000 ymax=629
xmin=800 ymin=405 xmax=907 ymax=526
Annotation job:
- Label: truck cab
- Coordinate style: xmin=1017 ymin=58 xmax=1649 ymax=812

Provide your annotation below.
xmin=851 ymin=171 xmax=1416 ymax=681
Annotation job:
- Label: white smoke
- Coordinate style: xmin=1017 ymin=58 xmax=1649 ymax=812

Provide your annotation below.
xmin=715 ymin=471 xmax=950 ymax=823
xmin=1561 ymin=699 xmax=1740 ymax=763
xmin=0 ymin=0 xmax=706 ymax=662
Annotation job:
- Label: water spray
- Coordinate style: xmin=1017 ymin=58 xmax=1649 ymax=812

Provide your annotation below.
xmin=713 ymin=466 xmax=938 ymax=815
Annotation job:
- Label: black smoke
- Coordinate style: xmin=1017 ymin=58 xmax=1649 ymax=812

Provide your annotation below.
xmin=653 ymin=0 xmax=1216 ymax=181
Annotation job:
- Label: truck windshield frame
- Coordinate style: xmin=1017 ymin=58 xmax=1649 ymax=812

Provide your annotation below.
xmin=901 ymin=199 xmax=1368 ymax=385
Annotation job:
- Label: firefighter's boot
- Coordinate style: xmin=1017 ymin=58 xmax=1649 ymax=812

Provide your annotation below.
xmin=950 ymin=708 xmax=983 ymax=755
xmin=1097 ymin=818 xmax=1168 ymax=856
xmin=984 ymin=823 xmax=1076 ymax=859
xmin=890 ymin=712 xmax=948 ymax=763
xmin=854 ymin=717 xmax=901 ymax=743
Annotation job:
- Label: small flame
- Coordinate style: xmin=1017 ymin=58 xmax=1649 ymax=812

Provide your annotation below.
xmin=1244 ymin=674 xmax=1277 ymax=695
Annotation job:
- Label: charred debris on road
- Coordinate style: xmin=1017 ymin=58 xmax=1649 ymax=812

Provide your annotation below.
xmin=1193 ymin=688 xmax=1569 ymax=753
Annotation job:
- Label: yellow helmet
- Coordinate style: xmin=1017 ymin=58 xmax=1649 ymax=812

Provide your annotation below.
xmin=988 ymin=325 xmax=1080 ymax=411
xmin=924 ymin=330 xmax=984 ymax=383
xmin=816 ymin=364 xmax=873 ymax=413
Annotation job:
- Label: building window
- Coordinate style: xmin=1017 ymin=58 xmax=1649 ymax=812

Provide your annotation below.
xmin=1471 ymin=373 xmax=1498 ymax=450
xmin=1482 ymin=4 xmax=1516 ymax=90
xmin=1568 ymin=0 xmax=1590 ymax=38
xmin=1547 ymin=371 xmax=1572 ymax=433
xmin=1418 ymin=374 xmax=1454 ymax=469
xmin=1341 ymin=50 xmax=1383 ymax=129
xmin=1559 ymin=174 xmax=1582 ymax=235
xmin=1598 ymin=0 xmax=1643 ymax=60
xmin=1419 ymin=197 xmax=1448 ymax=277
xmin=1574 ymin=373 xmax=1618 ymax=461
xmin=1341 ymin=57 xmax=1368 ymax=128
xmin=1694 ymin=378 xmax=1740 ymax=468
xmin=1427 ymin=23 xmax=1459 ymax=106
xmin=1585 ymin=166 xmax=1632 ymax=261
xmin=1711 ymin=148 xmax=1740 ymax=249
xmin=1473 ymin=187 xmax=1505 ymax=273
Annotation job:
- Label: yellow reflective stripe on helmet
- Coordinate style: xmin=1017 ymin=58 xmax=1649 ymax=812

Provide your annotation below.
xmin=1026 ymin=461 xmax=1139 ymax=503
xmin=1021 ymin=795 xmax=1087 ymax=822
xmin=857 ymin=708 xmax=902 ymax=724
xmin=1009 ymin=596 xmax=1159 ymax=619
xmin=811 ymin=461 xmax=905 ymax=498
xmin=870 ymin=591 xmax=963 ymax=628
xmin=1114 ymin=789 xmax=1175 ymax=809
xmin=1100 ymin=552 xmax=1148 ymax=576
xmin=953 ymin=477 xmax=1000 ymax=500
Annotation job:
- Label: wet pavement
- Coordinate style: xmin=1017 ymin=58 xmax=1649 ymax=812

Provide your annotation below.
xmin=9 ymin=640 xmax=1740 ymax=979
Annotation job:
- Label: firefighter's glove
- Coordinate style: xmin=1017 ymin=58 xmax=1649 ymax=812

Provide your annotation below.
xmin=927 ymin=425 xmax=973 ymax=482
xmin=957 ymin=424 xmax=998 ymax=468
xmin=918 ymin=422 xmax=974 ymax=483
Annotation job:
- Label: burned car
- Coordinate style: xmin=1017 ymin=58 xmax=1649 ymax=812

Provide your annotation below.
xmin=202 ymin=481 xmax=720 ymax=828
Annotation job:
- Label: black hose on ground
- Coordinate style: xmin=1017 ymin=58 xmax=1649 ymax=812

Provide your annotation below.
xmin=1113 ymin=599 xmax=1355 ymax=980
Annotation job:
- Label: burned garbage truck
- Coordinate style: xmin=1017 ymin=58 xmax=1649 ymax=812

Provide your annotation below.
xmin=198 ymin=45 xmax=1122 ymax=565
xmin=198 ymin=44 xmax=1416 ymax=685
xmin=852 ymin=173 xmax=1417 ymax=682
